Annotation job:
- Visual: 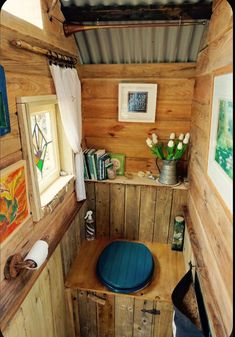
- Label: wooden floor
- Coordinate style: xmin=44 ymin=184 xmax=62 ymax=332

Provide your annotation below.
xmin=65 ymin=238 xmax=185 ymax=302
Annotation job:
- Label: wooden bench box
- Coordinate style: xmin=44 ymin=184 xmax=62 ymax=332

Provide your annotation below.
xmin=65 ymin=238 xmax=185 ymax=337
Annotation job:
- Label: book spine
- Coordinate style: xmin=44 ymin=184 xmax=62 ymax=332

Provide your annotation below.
xmin=84 ymin=150 xmax=91 ymax=179
xmin=101 ymin=158 xmax=105 ymax=180
xmin=97 ymin=156 xmax=102 ymax=180
xmin=95 ymin=154 xmax=101 ymax=180
xmin=87 ymin=152 xmax=95 ymax=180
xmin=91 ymin=153 xmax=97 ymax=180
xmin=83 ymin=154 xmax=89 ymax=179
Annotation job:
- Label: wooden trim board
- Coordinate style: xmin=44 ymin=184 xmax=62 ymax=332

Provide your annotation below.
xmin=85 ymin=173 xmax=188 ymax=190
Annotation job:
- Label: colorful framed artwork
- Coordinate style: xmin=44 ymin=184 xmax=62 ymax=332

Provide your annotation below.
xmin=118 ymin=83 xmax=157 ymax=123
xmin=110 ymin=153 xmax=125 ymax=176
xmin=0 ymin=65 xmax=11 ymax=136
xmin=207 ymin=71 xmax=233 ymax=213
xmin=0 ymin=160 xmax=30 ymax=244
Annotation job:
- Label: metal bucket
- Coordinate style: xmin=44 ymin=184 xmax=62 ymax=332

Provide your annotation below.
xmin=159 ymin=160 xmax=178 ymax=185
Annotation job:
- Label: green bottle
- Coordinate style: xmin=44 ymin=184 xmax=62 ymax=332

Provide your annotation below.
xmin=171 ymin=216 xmax=185 ymax=251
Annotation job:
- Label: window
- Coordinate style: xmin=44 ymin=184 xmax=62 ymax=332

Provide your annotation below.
xmin=29 ymin=103 xmax=60 ymax=192
xmin=2 ymin=0 xmax=43 ymax=29
xmin=17 ymin=95 xmax=75 ymax=221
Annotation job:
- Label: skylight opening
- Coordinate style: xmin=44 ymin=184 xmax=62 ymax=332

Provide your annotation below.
xmin=3 ymin=0 xmax=43 ymax=29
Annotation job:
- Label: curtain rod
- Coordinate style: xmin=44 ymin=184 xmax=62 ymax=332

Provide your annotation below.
xmin=10 ymin=39 xmax=77 ymax=66
xmin=63 ymin=20 xmax=207 ymax=36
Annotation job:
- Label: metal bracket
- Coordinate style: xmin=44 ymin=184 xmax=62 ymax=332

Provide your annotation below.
xmin=141 ymin=308 xmax=160 ymax=315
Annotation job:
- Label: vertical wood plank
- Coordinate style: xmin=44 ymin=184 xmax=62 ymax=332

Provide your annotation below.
xmin=168 ymin=189 xmax=188 ymax=244
xmin=86 ymin=182 xmax=96 ymax=215
xmin=153 ymin=302 xmax=173 ymax=337
xmin=74 ymin=211 xmax=82 ymax=252
xmin=64 ymin=289 xmax=77 ymax=337
xmin=79 ymin=201 xmax=88 ymax=242
xmin=139 ymin=186 xmax=157 ymax=242
xmin=47 ymin=246 xmax=66 ymax=337
xmin=97 ymin=293 xmax=115 ymax=337
xmin=153 ymin=187 xmax=173 ymax=243
xmin=115 ymin=296 xmax=134 ymax=337
xmin=77 ymin=291 xmax=91 ymax=337
xmin=110 ymin=184 xmax=125 ymax=238
xmin=60 ymin=220 xmax=74 ymax=278
xmin=124 ymin=185 xmax=141 ymax=240
xmin=77 ymin=291 xmax=97 ymax=337
xmin=133 ymin=299 xmax=154 ymax=337
xmin=183 ymin=226 xmax=193 ymax=272
xmin=71 ymin=290 xmax=81 ymax=337
xmin=20 ymin=267 xmax=55 ymax=337
xmin=3 ymin=307 xmax=27 ymax=337
xmin=61 ymin=219 xmax=79 ymax=278
xmin=95 ymin=183 xmax=110 ymax=237
xmin=87 ymin=294 xmax=98 ymax=337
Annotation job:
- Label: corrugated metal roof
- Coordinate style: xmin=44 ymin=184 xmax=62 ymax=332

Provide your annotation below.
xmin=60 ymin=0 xmax=211 ymax=64
xmin=74 ymin=20 xmax=208 ymax=64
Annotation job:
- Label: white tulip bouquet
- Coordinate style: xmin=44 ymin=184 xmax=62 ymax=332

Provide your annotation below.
xmin=146 ymin=132 xmax=190 ymax=160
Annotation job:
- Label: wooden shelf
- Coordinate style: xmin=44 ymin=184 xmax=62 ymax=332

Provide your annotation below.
xmin=65 ymin=238 xmax=186 ymax=302
xmin=85 ymin=173 xmax=188 ymax=190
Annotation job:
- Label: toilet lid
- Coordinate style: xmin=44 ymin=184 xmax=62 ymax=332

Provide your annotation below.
xmin=96 ymin=241 xmax=154 ymax=293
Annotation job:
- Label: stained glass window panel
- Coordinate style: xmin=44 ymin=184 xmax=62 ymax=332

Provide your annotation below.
xmin=30 ymin=107 xmax=60 ymax=191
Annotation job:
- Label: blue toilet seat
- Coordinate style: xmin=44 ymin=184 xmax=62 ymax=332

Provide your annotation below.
xmin=96 ymin=241 xmax=154 ymax=294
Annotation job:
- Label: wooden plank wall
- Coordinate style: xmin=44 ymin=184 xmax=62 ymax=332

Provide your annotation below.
xmin=0 ymin=0 xmax=77 ymax=169
xmin=188 ymin=0 xmax=233 ymax=336
xmin=85 ymin=181 xmax=188 ymax=244
xmin=2 ymin=201 xmax=87 ymax=337
xmin=3 ymin=246 xmax=66 ymax=337
xmin=0 ymin=0 xmax=83 ymax=334
xmin=81 ymin=63 xmax=195 ymax=176
xmin=66 ymin=290 xmax=173 ymax=337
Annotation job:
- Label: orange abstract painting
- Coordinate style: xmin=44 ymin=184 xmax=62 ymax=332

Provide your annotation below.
xmin=0 ymin=160 xmax=30 ymax=243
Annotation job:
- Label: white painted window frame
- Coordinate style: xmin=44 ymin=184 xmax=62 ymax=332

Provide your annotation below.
xmin=17 ymin=95 xmax=75 ymax=221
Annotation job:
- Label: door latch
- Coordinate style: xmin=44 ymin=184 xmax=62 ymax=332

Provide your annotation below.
xmin=141 ymin=308 xmax=160 ymax=315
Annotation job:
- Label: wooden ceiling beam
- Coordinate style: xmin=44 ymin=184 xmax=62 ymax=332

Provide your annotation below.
xmin=61 ymin=3 xmax=212 ymax=22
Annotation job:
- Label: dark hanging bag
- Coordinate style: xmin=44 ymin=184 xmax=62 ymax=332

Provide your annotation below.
xmin=171 ymin=267 xmax=211 ymax=337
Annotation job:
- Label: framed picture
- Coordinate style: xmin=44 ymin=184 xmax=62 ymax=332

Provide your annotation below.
xmin=110 ymin=153 xmax=125 ymax=176
xmin=0 ymin=65 xmax=11 ymax=136
xmin=207 ymin=71 xmax=233 ymax=213
xmin=118 ymin=83 xmax=157 ymax=123
xmin=0 ymin=160 xmax=30 ymax=244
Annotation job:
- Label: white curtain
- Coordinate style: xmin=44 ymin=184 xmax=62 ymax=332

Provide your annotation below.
xmin=49 ymin=64 xmax=86 ymax=201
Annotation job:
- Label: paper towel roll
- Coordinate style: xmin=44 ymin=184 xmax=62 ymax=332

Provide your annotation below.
xmin=24 ymin=240 xmax=49 ymax=269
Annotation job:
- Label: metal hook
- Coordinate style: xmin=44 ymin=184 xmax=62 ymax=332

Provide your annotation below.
xmin=189 ymin=261 xmax=196 ymax=270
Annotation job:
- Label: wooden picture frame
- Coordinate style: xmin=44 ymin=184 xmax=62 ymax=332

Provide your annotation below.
xmin=207 ymin=71 xmax=233 ymax=213
xmin=0 ymin=160 xmax=31 ymax=244
xmin=0 ymin=65 xmax=11 ymax=136
xmin=118 ymin=83 xmax=157 ymax=123
xmin=110 ymin=153 xmax=125 ymax=176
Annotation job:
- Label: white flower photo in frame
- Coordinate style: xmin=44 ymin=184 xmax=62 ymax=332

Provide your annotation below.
xmin=118 ymin=83 xmax=157 ymax=123
xmin=207 ymin=71 xmax=233 ymax=213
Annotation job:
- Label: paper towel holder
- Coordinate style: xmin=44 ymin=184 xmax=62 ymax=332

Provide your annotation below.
xmin=4 ymin=238 xmax=49 ymax=280
xmin=4 ymin=254 xmax=37 ymax=280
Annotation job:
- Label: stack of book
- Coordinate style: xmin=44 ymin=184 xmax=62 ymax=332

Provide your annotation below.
xmin=83 ymin=148 xmax=112 ymax=180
